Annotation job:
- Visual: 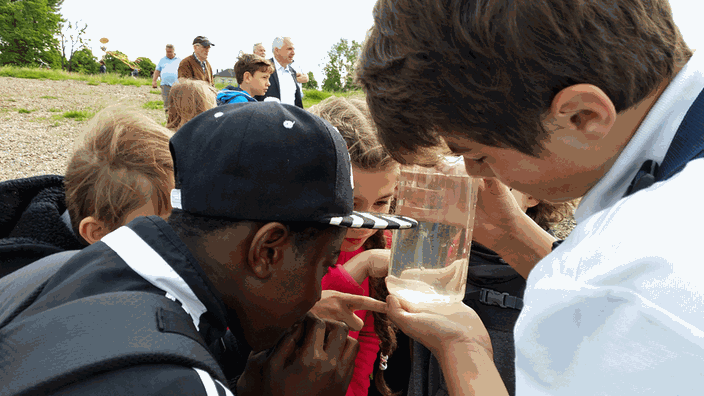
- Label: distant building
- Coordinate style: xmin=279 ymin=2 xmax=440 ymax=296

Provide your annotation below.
xmin=214 ymin=69 xmax=236 ymax=85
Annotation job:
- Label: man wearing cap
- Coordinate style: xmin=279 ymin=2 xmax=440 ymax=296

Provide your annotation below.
xmin=178 ymin=36 xmax=215 ymax=86
xmin=0 ymin=103 xmax=417 ymax=395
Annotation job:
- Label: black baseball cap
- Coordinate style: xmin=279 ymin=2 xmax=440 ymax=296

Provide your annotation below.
xmin=169 ymin=102 xmax=418 ymax=230
xmin=193 ymin=36 xmax=214 ymax=47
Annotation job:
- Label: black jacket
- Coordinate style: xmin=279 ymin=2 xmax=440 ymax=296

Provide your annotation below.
xmin=0 ymin=175 xmax=84 ymax=278
xmin=254 ymin=58 xmax=303 ymax=108
xmin=407 ymin=243 xmax=526 ymax=396
xmin=0 ymin=217 xmax=250 ymax=395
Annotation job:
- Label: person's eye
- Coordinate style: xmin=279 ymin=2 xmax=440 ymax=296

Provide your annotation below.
xmin=374 ymin=200 xmax=391 ymax=207
xmin=466 ymin=156 xmax=486 ymax=164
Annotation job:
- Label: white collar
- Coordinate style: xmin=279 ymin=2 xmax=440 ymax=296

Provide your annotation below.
xmin=272 ymin=56 xmax=290 ymax=73
xmin=575 ymin=51 xmax=704 ymax=222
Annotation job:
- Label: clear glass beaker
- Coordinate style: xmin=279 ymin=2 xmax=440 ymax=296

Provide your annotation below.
xmin=387 ymin=157 xmax=478 ymax=309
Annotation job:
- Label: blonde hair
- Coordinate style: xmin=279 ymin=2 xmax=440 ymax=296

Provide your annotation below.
xmin=166 ymin=79 xmax=217 ymax=130
xmin=65 ymin=107 xmax=174 ymax=236
xmin=309 ymin=96 xmax=395 ymax=171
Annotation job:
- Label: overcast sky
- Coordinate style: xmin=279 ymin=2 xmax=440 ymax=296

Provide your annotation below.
xmin=59 ymin=0 xmax=703 ymax=82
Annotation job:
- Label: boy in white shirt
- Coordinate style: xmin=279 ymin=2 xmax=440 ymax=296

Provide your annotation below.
xmin=356 ymin=0 xmax=704 ymax=394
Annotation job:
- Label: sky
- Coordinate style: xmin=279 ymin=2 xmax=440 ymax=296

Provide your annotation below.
xmin=59 ymin=0 xmax=703 ymax=82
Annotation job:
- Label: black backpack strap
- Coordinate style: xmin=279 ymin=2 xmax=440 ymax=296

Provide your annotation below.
xmin=465 ymin=288 xmax=524 ymax=310
xmin=626 ymin=87 xmax=704 ymax=197
xmin=0 ymin=291 xmax=227 ymax=396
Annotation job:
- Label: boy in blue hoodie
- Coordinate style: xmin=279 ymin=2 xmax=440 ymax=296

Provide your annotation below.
xmin=217 ymin=54 xmax=273 ymax=105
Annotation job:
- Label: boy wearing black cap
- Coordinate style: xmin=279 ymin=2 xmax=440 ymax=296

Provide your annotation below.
xmin=0 ymin=102 xmax=416 ymax=395
xmin=178 ymin=35 xmax=215 ymax=86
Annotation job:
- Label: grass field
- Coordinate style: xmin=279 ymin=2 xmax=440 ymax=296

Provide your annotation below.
xmin=0 ymin=66 xmax=152 ymax=87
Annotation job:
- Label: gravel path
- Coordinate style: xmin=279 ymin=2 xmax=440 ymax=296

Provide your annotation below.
xmin=0 ymin=76 xmax=165 ymax=182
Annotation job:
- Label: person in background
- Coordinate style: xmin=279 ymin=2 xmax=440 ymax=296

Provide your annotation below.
xmin=178 ymin=36 xmax=215 ymax=86
xmin=253 ymin=42 xmax=266 ymax=58
xmin=255 ymin=37 xmax=303 ymax=108
xmin=99 ymin=60 xmax=106 ymax=74
xmin=0 ymin=107 xmax=173 ymax=277
xmin=152 ymin=44 xmax=181 ymax=113
xmin=166 ymin=79 xmax=217 ymax=130
xmin=217 ymin=54 xmax=273 ymax=105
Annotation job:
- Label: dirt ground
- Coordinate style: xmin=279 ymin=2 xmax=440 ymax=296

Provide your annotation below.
xmin=0 ymin=77 xmax=165 ymax=182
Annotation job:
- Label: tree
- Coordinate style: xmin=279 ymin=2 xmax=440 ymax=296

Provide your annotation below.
xmin=321 ymin=39 xmax=361 ymax=92
xmin=70 ymin=47 xmax=99 ymax=74
xmin=57 ymin=20 xmax=89 ymax=71
xmin=0 ymin=0 xmax=63 ymax=66
xmin=302 ymin=71 xmax=318 ymax=90
xmin=104 ymin=50 xmax=136 ymax=76
xmin=135 ymin=57 xmax=155 ymax=78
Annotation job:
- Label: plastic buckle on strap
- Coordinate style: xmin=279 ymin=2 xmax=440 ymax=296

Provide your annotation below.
xmin=480 ymin=289 xmax=510 ymax=308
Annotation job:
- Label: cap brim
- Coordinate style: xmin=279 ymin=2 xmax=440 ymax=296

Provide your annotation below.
xmin=327 ymin=211 xmax=418 ymax=229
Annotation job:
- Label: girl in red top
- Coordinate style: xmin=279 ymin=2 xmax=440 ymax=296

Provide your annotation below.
xmin=309 ymin=97 xmax=399 ymax=396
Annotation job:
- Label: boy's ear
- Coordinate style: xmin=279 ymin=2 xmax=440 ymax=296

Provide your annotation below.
xmin=243 ymin=71 xmax=252 ymax=83
xmin=525 ymin=195 xmax=540 ymax=209
xmin=247 ymin=222 xmax=289 ymax=279
xmin=548 ymin=84 xmax=617 ymax=141
xmin=78 ymin=216 xmax=110 ymax=245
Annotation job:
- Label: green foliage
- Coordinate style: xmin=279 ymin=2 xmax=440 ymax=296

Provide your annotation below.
xmin=40 ymin=95 xmax=58 ymax=99
xmin=149 ymin=89 xmax=161 ymax=95
xmin=48 ymin=107 xmax=61 ymax=112
xmin=70 ymin=47 xmax=100 ymax=74
xmin=135 ymin=57 xmax=155 ymax=79
xmin=0 ymin=0 xmax=63 ymax=66
xmin=302 ymin=89 xmax=364 ymax=109
xmin=0 ymin=65 xmax=152 ymax=86
xmin=142 ymin=100 xmax=163 ymax=110
xmin=18 ymin=108 xmax=33 ymax=114
xmin=302 ymin=71 xmax=318 ymax=90
xmin=60 ymin=109 xmax=93 ymax=121
xmin=42 ymin=46 xmax=63 ymax=69
xmin=303 ymin=89 xmax=333 ymax=101
xmin=321 ymin=39 xmax=361 ymax=92
xmin=104 ymin=50 xmax=134 ymax=76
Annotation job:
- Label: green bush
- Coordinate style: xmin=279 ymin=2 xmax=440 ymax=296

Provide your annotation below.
xmin=104 ymin=51 xmax=135 ymax=76
xmin=70 ymin=48 xmax=100 ymax=74
xmin=135 ymin=57 xmax=156 ymax=79
xmin=302 ymin=89 xmax=333 ymax=101
xmin=18 ymin=108 xmax=33 ymax=114
xmin=302 ymin=71 xmax=318 ymax=90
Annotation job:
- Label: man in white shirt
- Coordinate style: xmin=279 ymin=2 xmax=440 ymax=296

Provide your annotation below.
xmin=356 ymin=0 xmax=704 ymax=395
xmin=255 ymin=37 xmax=303 ymax=108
